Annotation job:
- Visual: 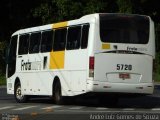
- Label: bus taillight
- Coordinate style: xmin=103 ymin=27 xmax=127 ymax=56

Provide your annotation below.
xmin=89 ymin=56 xmax=94 ymax=77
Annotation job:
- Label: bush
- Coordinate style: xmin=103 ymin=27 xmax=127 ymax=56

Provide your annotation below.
xmin=155 ymin=52 xmax=160 ymax=82
xmin=0 ymin=74 xmax=6 ymax=85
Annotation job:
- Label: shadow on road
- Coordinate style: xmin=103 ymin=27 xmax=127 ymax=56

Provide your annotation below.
xmin=27 ymin=95 xmax=160 ymax=109
xmin=1 ymin=85 xmax=160 ymax=109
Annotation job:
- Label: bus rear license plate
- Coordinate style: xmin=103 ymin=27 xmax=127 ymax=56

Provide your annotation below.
xmin=119 ymin=73 xmax=130 ymax=79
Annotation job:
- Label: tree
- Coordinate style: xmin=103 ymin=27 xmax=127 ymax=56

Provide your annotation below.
xmin=32 ymin=0 xmax=109 ymax=23
xmin=0 ymin=0 xmax=160 ymax=75
xmin=117 ymin=0 xmax=132 ymax=13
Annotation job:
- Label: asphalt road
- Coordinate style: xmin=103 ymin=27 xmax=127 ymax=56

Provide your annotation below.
xmin=0 ymin=85 xmax=160 ymax=120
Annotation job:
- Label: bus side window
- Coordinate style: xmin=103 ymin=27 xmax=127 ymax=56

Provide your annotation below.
xmin=8 ymin=35 xmax=17 ymax=77
xmin=29 ymin=32 xmax=41 ymax=54
xmin=18 ymin=34 xmax=29 ymax=55
xmin=41 ymin=30 xmax=53 ymax=53
xmin=67 ymin=26 xmax=81 ymax=50
xmin=53 ymin=28 xmax=67 ymax=51
xmin=81 ymin=24 xmax=90 ymax=49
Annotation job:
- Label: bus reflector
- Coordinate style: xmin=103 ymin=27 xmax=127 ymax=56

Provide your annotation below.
xmin=89 ymin=56 xmax=94 ymax=77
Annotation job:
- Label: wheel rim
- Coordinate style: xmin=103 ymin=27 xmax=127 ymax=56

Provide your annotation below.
xmin=16 ymin=86 xmax=24 ymax=100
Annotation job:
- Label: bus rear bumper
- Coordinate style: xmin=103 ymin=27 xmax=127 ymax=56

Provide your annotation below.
xmin=87 ymin=80 xmax=154 ymax=94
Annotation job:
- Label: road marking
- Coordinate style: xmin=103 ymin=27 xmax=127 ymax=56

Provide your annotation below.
xmin=12 ymin=106 xmax=37 ymax=111
xmin=151 ymin=108 xmax=160 ymax=111
xmin=122 ymin=108 xmax=135 ymax=111
xmin=41 ymin=105 xmax=62 ymax=110
xmin=0 ymin=106 xmax=15 ymax=110
xmin=58 ymin=109 xmax=131 ymax=113
xmin=58 ymin=109 xmax=152 ymax=113
xmin=31 ymin=112 xmax=38 ymax=116
xmin=69 ymin=106 xmax=84 ymax=110
xmin=96 ymin=107 xmax=108 ymax=110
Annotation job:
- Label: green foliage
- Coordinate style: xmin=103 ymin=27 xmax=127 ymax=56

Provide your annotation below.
xmin=0 ymin=41 xmax=6 ymax=51
xmin=0 ymin=41 xmax=7 ymax=75
xmin=117 ymin=0 xmax=132 ymax=13
xmin=0 ymin=0 xmax=160 ymax=79
xmin=33 ymin=2 xmax=54 ymax=24
xmin=54 ymin=0 xmax=82 ymax=21
xmin=32 ymin=0 xmax=107 ymax=23
xmin=83 ymin=0 xmax=106 ymax=14
xmin=155 ymin=24 xmax=160 ymax=52
xmin=155 ymin=53 xmax=160 ymax=82
xmin=0 ymin=74 xmax=6 ymax=85
xmin=155 ymin=23 xmax=160 ymax=82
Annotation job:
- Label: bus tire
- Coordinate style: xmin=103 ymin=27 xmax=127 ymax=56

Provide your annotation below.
xmin=14 ymin=82 xmax=28 ymax=103
xmin=53 ymin=81 xmax=63 ymax=104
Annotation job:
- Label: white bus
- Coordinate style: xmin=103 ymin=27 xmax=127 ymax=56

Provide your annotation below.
xmin=6 ymin=13 xmax=155 ymax=104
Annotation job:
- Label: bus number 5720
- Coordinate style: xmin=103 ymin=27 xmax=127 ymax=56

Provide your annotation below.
xmin=117 ymin=64 xmax=132 ymax=71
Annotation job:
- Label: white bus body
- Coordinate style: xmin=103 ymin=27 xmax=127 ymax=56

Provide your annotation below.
xmin=6 ymin=13 xmax=155 ymax=103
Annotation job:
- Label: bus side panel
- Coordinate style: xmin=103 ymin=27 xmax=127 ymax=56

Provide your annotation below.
xmin=65 ymin=49 xmax=88 ymax=93
xmin=16 ymin=53 xmax=54 ymax=96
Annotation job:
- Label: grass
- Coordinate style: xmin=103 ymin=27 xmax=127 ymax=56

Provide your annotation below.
xmin=155 ymin=74 xmax=160 ymax=82
xmin=0 ymin=74 xmax=6 ymax=86
xmin=155 ymin=55 xmax=160 ymax=82
xmin=155 ymin=53 xmax=160 ymax=82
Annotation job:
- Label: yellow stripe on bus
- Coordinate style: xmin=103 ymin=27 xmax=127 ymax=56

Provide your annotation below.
xmin=102 ymin=43 xmax=110 ymax=49
xmin=50 ymin=22 xmax=67 ymax=69
xmin=50 ymin=51 xmax=65 ymax=69
xmin=52 ymin=21 xmax=68 ymax=29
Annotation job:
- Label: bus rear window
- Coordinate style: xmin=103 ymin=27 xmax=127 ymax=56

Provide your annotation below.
xmin=100 ymin=14 xmax=149 ymax=44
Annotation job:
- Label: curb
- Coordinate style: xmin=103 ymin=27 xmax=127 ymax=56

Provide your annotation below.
xmin=154 ymin=82 xmax=160 ymax=85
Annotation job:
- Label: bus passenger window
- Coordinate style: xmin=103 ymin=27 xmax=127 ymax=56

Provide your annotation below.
xmin=67 ymin=26 xmax=81 ymax=50
xmin=29 ymin=32 xmax=41 ymax=54
xmin=53 ymin=28 xmax=67 ymax=51
xmin=18 ymin=34 xmax=29 ymax=55
xmin=41 ymin=30 xmax=53 ymax=52
xmin=8 ymin=35 xmax=17 ymax=77
xmin=81 ymin=24 xmax=90 ymax=49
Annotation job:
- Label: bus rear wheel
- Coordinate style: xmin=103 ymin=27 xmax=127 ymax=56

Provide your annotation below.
xmin=14 ymin=83 xmax=28 ymax=103
xmin=53 ymin=81 xmax=63 ymax=104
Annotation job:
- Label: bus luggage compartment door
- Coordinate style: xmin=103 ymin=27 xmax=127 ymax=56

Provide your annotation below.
xmin=94 ymin=53 xmax=153 ymax=83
